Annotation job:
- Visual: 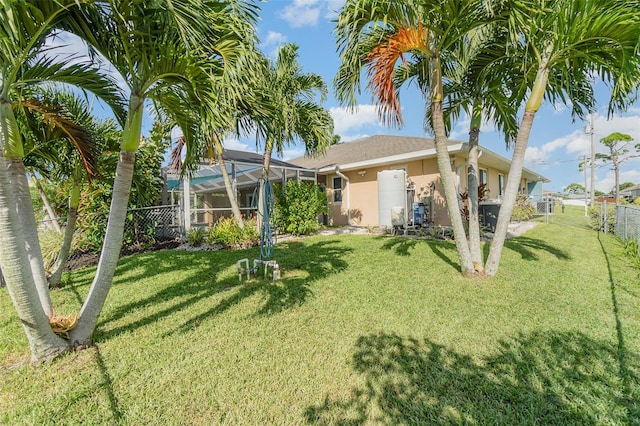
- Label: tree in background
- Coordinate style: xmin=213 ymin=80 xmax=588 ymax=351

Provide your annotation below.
xmin=619 ymin=182 xmax=636 ymax=192
xmin=564 ymin=183 xmax=585 ymax=195
xmin=596 ymin=132 xmax=638 ymax=203
xmin=248 ymin=44 xmax=334 ymax=232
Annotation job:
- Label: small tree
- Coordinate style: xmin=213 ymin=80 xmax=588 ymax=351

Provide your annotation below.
xmin=564 ymin=183 xmax=585 ymax=195
xmin=274 ymin=180 xmax=328 ymax=236
xmin=596 ymin=132 xmax=638 ymax=203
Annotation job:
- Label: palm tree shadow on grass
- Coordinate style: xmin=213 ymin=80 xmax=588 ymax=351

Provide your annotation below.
xmin=305 ymin=331 xmax=640 ymax=425
xmin=166 ymin=239 xmax=352 ymax=334
xmin=500 ymin=236 xmax=570 ymax=261
xmin=379 ymin=236 xmax=462 ymax=272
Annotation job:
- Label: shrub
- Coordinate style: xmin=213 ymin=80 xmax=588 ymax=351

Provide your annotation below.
xmin=274 ymin=180 xmax=327 ymax=236
xmin=511 ymin=195 xmax=536 ymax=221
xmin=208 ymin=217 xmax=258 ymax=249
xmin=588 ymin=204 xmax=616 ymax=233
xmin=187 ymin=227 xmax=206 ymax=246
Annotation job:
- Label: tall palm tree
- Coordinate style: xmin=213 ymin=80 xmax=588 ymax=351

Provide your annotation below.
xmin=61 ymin=0 xmax=257 ymax=346
xmin=397 ymin=25 xmax=519 ymax=272
xmin=0 ymin=0 xmax=125 ymax=362
xmin=251 ymin=44 xmax=334 ymax=231
xmin=484 ymin=0 xmax=640 ymax=276
xmin=335 ymin=0 xmax=497 ymax=276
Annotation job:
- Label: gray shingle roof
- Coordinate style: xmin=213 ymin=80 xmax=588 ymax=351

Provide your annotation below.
xmin=288 ymin=135 xmax=460 ymax=169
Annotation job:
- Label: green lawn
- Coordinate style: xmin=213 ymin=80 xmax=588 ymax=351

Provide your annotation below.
xmin=1 ymin=212 xmax=639 ymax=424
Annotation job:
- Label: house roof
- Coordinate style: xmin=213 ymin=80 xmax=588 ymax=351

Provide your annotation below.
xmin=289 ymin=135 xmax=447 ymax=170
xmin=620 ymin=183 xmax=640 ymax=194
xmin=288 ymin=134 xmax=549 ymax=183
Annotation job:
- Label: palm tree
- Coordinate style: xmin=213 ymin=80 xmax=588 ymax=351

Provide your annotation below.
xmin=0 ymin=0 xmax=125 ymax=362
xmin=397 ymin=25 xmax=519 ymax=272
xmin=61 ymin=0 xmax=257 ymax=347
xmin=335 ymin=0 xmax=497 ymax=276
xmin=484 ymin=0 xmax=640 ymax=276
xmin=251 ymin=44 xmax=334 ymax=232
xmin=17 ymin=90 xmax=102 ymax=287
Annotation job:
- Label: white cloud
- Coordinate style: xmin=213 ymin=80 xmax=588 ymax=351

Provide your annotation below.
xmin=263 ymin=31 xmax=287 ymax=47
xmin=449 ymin=112 xmax=498 ymax=140
xmin=329 ymin=104 xmax=383 ymax=138
xmin=324 ymin=0 xmax=345 ymax=18
xmin=279 ymin=0 xmax=322 ymax=28
xmin=223 ymin=136 xmax=255 ymax=152
xmin=596 ymin=168 xmax=640 ymax=193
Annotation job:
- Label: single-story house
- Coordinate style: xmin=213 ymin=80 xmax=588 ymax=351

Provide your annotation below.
xmin=620 ymin=184 xmax=640 ymax=201
xmin=288 ymin=135 xmax=550 ymax=228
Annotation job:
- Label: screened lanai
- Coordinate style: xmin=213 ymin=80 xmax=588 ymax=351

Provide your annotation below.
xmin=163 ymin=149 xmax=317 ymax=229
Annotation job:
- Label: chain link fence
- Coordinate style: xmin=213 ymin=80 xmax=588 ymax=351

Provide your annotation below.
xmin=615 ymin=205 xmax=640 ymax=257
xmin=65 ymin=205 xmax=183 ymax=268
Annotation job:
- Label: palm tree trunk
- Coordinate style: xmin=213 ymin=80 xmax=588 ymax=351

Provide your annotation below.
xmin=69 ymin=150 xmax=135 ymax=346
xmin=8 ymin=156 xmax=53 ymax=317
xmin=32 ymin=176 xmax=61 ymax=233
xmin=70 ymin=94 xmax=143 ymax=347
xmin=48 ymin=181 xmax=80 ymax=287
xmin=0 ymin=157 xmax=68 ymax=362
xmin=485 ymin=62 xmax=549 ymax=277
xmin=484 ymin=113 xmax=534 ymax=276
xmin=214 ymin=136 xmax=243 ymax=228
xmin=429 ymin=58 xmax=475 ymax=276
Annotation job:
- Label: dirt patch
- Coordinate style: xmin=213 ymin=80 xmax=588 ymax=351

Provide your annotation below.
xmin=64 ymin=238 xmax=181 ymax=271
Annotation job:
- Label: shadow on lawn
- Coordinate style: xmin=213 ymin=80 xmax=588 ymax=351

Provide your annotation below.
xmin=502 ymin=236 xmax=570 ymax=261
xmin=61 ymin=239 xmax=351 ymax=342
xmin=379 ymin=238 xmax=460 ymax=272
xmin=305 ymin=331 xmax=640 ymax=425
xmin=598 ymin=233 xmax=640 ymax=417
xmin=379 ymin=234 xmax=570 ymax=271
xmin=168 ymin=239 xmax=352 ymax=333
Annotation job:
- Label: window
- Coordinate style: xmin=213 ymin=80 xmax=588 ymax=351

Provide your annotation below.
xmin=332 ymin=176 xmax=343 ymax=203
xmin=479 ymin=169 xmax=488 ymax=185
xmin=498 ymin=174 xmax=505 ymax=198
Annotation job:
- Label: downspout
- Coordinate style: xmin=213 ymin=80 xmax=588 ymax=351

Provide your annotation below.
xmin=335 ymin=166 xmax=350 ymax=226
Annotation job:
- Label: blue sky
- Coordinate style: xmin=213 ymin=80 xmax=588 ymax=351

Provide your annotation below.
xmin=223 ymin=0 xmax=639 ymax=195
xmin=51 ymin=0 xmax=640 ymax=194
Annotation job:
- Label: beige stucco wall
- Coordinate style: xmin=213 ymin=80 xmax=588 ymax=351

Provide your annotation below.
xmin=325 ymin=158 xmax=450 ymax=227
xmin=324 ymin=156 xmax=536 ymax=228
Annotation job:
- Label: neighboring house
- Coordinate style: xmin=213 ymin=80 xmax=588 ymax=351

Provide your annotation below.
xmin=620 ymin=184 xmax=640 ymax=201
xmin=289 ymin=135 xmax=549 ymax=228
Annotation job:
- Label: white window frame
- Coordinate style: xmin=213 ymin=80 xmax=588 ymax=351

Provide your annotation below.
xmin=479 ymin=168 xmax=488 ymax=186
xmin=498 ymin=173 xmax=505 ymax=198
xmin=332 ymin=176 xmax=343 ymax=204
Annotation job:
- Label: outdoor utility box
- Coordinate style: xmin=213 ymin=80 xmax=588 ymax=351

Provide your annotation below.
xmin=479 ymin=202 xmax=501 ymax=232
xmin=378 ymin=170 xmax=408 ymax=228
xmin=413 ymin=202 xmax=426 ymax=226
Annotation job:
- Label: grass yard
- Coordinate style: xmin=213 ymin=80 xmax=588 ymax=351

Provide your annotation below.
xmin=1 ymin=209 xmax=639 ymax=424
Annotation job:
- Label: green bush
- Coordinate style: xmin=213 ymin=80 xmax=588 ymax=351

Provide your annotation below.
xmin=588 ymin=204 xmax=616 ymax=233
xmin=511 ymin=195 xmax=536 ymax=221
xmin=208 ymin=217 xmax=258 ymax=249
xmin=187 ymin=227 xmax=206 ymax=246
xmin=274 ymin=180 xmax=327 ymax=236
xmin=624 ymin=238 xmax=640 ymax=270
